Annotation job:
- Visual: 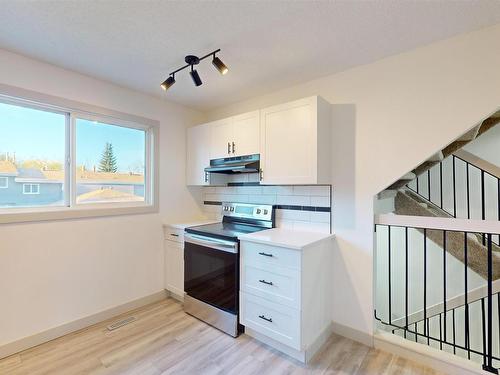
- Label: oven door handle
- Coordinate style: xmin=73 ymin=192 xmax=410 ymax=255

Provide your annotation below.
xmin=184 ymin=233 xmax=238 ymax=254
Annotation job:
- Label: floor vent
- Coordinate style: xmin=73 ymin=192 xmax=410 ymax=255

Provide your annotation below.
xmin=107 ymin=316 xmax=136 ymax=331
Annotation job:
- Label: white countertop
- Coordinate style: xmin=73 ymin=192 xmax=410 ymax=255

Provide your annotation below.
xmin=163 ymin=219 xmax=220 ymax=230
xmin=238 ymin=228 xmax=334 ymax=250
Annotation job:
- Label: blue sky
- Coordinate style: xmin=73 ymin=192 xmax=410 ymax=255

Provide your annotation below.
xmin=0 ymin=102 xmax=145 ymax=173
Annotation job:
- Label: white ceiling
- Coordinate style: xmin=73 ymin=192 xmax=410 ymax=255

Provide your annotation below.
xmin=1 ymin=1 xmax=500 ymax=111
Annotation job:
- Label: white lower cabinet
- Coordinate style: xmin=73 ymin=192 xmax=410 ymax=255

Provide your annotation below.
xmin=239 ymin=237 xmax=332 ymax=363
xmin=164 ymin=226 xmax=184 ymax=299
xmin=241 ymin=262 xmax=300 ymax=308
xmin=240 ymin=292 xmax=300 ymax=350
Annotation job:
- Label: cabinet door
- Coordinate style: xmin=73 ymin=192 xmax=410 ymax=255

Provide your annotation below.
xmin=209 ymin=118 xmax=234 ymax=159
xmin=232 ymin=111 xmax=260 ymax=157
xmin=186 ymin=124 xmax=210 ymax=186
xmin=260 ymin=98 xmax=317 ymax=184
xmin=165 ymin=241 xmax=184 ymax=297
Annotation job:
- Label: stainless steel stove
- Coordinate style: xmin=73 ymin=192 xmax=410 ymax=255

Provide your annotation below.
xmin=184 ymin=202 xmax=274 ymax=337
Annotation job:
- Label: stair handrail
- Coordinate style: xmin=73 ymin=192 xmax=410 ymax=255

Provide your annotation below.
xmin=406 ymin=151 xmax=499 ymax=222
xmin=375 ymin=213 xmax=500 ymax=234
xmin=392 ymin=279 xmax=500 ymax=327
xmin=454 ymin=149 xmax=500 ymax=180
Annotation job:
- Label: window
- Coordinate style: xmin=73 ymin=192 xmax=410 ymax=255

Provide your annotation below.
xmin=75 ymin=118 xmax=146 ymax=204
xmin=0 ymin=94 xmax=156 ymax=221
xmin=0 ymin=101 xmax=65 ymax=208
xmin=23 ymin=184 xmax=40 ymax=195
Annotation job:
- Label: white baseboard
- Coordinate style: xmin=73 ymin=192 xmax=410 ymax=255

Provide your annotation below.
xmin=245 ymin=323 xmax=333 ymax=364
xmin=0 ymin=290 xmax=167 ymax=360
xmin=331 ymin=321 xmax=374 ymax=347
xmin=166 ymin=289 xmax=185 ymax=302
xmin=305 ymin=322 xmax=334 ymax=363
xmin=245 ymin=328 xmax=307 ymax=363
xmin=374 ymin=331 xmax=490 ymax=375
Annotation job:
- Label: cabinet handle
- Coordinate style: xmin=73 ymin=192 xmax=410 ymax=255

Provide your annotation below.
xmin=258 ymin=252 xmax=273 ymax=257
xmin=259 ymin=279 xmax=273 ymax=286
xmin=170 ymin=233 xmax=179 ymax=237
xmin=259 ymin=169 xmax=263 ymax=181
xmin=232 ymin=142 xmax=235 ymax=154
xmin=227 ymin=142 xmax=231 ymax=154
xmin=259 ymin=315 xmax=273 ymax=323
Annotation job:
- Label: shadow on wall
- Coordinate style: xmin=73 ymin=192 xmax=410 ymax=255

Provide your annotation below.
xmin=331 ymin=104 xmax=356 ymax=231
xmin=330 ymin=104 xmax=374 ymax=341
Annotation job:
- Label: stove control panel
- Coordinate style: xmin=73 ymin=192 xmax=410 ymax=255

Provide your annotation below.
xmin=222 ymin=202 xmax=274 ymax=222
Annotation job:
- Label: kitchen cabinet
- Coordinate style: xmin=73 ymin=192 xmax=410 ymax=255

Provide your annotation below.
xmin=186 ymin=124 xmax=210 ymax=186
xmin=209 ymin=117 xmax=234 ymax=159
xmin=231 ymin=111 xmax=260 ymax=157
xmin=259 ymin=96 xmax=331 ymax=185
xmin=164 ymin=226 xmax=184 ymax=299
xmin=209 ymin=111 xmax=260 ymax=159
xmin=239 ymin=230 xmax=333 ymax=363
xmin=186 ymin=96 xmax=332 ymax=186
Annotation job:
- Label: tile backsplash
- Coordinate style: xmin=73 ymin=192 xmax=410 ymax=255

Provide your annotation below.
xmin=202 ymin=185 xmax=332 ymax=233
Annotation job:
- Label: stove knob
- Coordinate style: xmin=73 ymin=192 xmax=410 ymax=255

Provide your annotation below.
xmin=230 ymin=207 xmax=235 ymax=212
xmin=263 ymin=209 xmax=268 ymax=215
xmin=256 ymin=209 xmax=261 ymax=214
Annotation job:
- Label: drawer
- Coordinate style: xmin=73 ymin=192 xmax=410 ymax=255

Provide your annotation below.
xmin=241 ymin=263 xmax=300 ymax=308
xmin=241 ymin=241 xmax=301 ymax=270
xmin=240 ymin=292 xmax=300 ymax=350
xmin=164 ymin=227 xmax=184 ymax=243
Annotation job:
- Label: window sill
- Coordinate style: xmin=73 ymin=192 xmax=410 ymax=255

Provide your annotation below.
xmin=0 ymin=203 xmax=158 ymax=224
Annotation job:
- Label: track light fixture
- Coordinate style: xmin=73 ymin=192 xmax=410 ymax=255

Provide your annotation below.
xmin=160 ymin=49 xmax=228 ymax=91
xmin=212 ymin=56 xmax=228 ymax=75
xmin=160 ymin=75 xmax=175 ymax=91
xmin=190 ymin=66 xmax=203 ymax=87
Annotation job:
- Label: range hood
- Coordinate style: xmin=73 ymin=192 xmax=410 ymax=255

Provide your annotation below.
xmin=205 ymin=154 xmax=260 ymax=174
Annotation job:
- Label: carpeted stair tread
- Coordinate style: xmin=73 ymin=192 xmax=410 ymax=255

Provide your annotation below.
xmin=412 ymin=160 xmax=440 ymax=177
xmin=442 ymin=141 xmax=469 ymax=159
xmin=478 ymin=116 xmax=500 ymax=137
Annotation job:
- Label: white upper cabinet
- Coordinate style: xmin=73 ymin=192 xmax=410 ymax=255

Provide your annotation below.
xmin=186 ymin=96 xmax=331 ymax=186
xmin=232 ymin=111 xmax=260 ymax=157
xmin=209 ymin=117 xmax=234 ymax=159
xmin=259 ymin=96 xmax=331 ymax=185
xmin=209 ymin=111 xmax=260 ymax=159
xmin=186 ymin=123 xmax=210 ymax=186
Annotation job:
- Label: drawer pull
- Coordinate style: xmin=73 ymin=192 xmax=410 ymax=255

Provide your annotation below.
xmin=259 ymin=279 xmax=273 ymax=286
xmin=258 ymin=315 xmax=273 ymax=323
xmin=258 ymin=252 xmax=273 ymax=257
xmin=170 ymin=233 xmax=179 ymax=237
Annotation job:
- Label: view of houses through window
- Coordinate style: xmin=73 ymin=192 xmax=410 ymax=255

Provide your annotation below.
xmin=0 ymin=100 xmax=147 ymax=209
xmin=75 ymin=118 xmax=146 ymax=204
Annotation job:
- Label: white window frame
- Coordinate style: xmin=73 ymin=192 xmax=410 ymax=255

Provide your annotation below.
xmin=0 ymin=88 xmax=159 ymax=224
xmin=23 ymin=183 xmax=40 ymax=195
xmin=0 ymin=176 xmax=7 ymax=188
xmin=71 ymin=112 xmax=152 ymax=209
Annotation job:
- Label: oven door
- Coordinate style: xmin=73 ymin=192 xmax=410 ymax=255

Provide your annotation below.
xmin=184 ymin=233 xmax=239 ymax=314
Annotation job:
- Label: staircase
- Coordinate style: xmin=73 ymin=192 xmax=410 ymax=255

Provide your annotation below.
xmin=386 ymin=112 xmax=500 ymax=191
xmin=375 ymin=216 xmax=500 ymax=373
xmin=395 ymin=189 xmax=500 ymax=280
xmin=375 ymin=111 xmax=500 ymax=373
xmin=377 ymin=114 xmax=500 ymax=280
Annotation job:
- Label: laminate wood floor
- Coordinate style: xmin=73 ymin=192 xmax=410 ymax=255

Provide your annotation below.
xmin=0 ymin=298 xmax=444 ymax=375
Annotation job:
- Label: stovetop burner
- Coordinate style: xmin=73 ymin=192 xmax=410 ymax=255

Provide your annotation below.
xmin=185 ymin=202 xmax=275 ymax=241
xmin=186 ymin=222 xmax=265 ymax=241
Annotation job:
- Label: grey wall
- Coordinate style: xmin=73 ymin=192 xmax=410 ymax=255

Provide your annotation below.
xmin=0 ymin=177 xmax=63 ymax=207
